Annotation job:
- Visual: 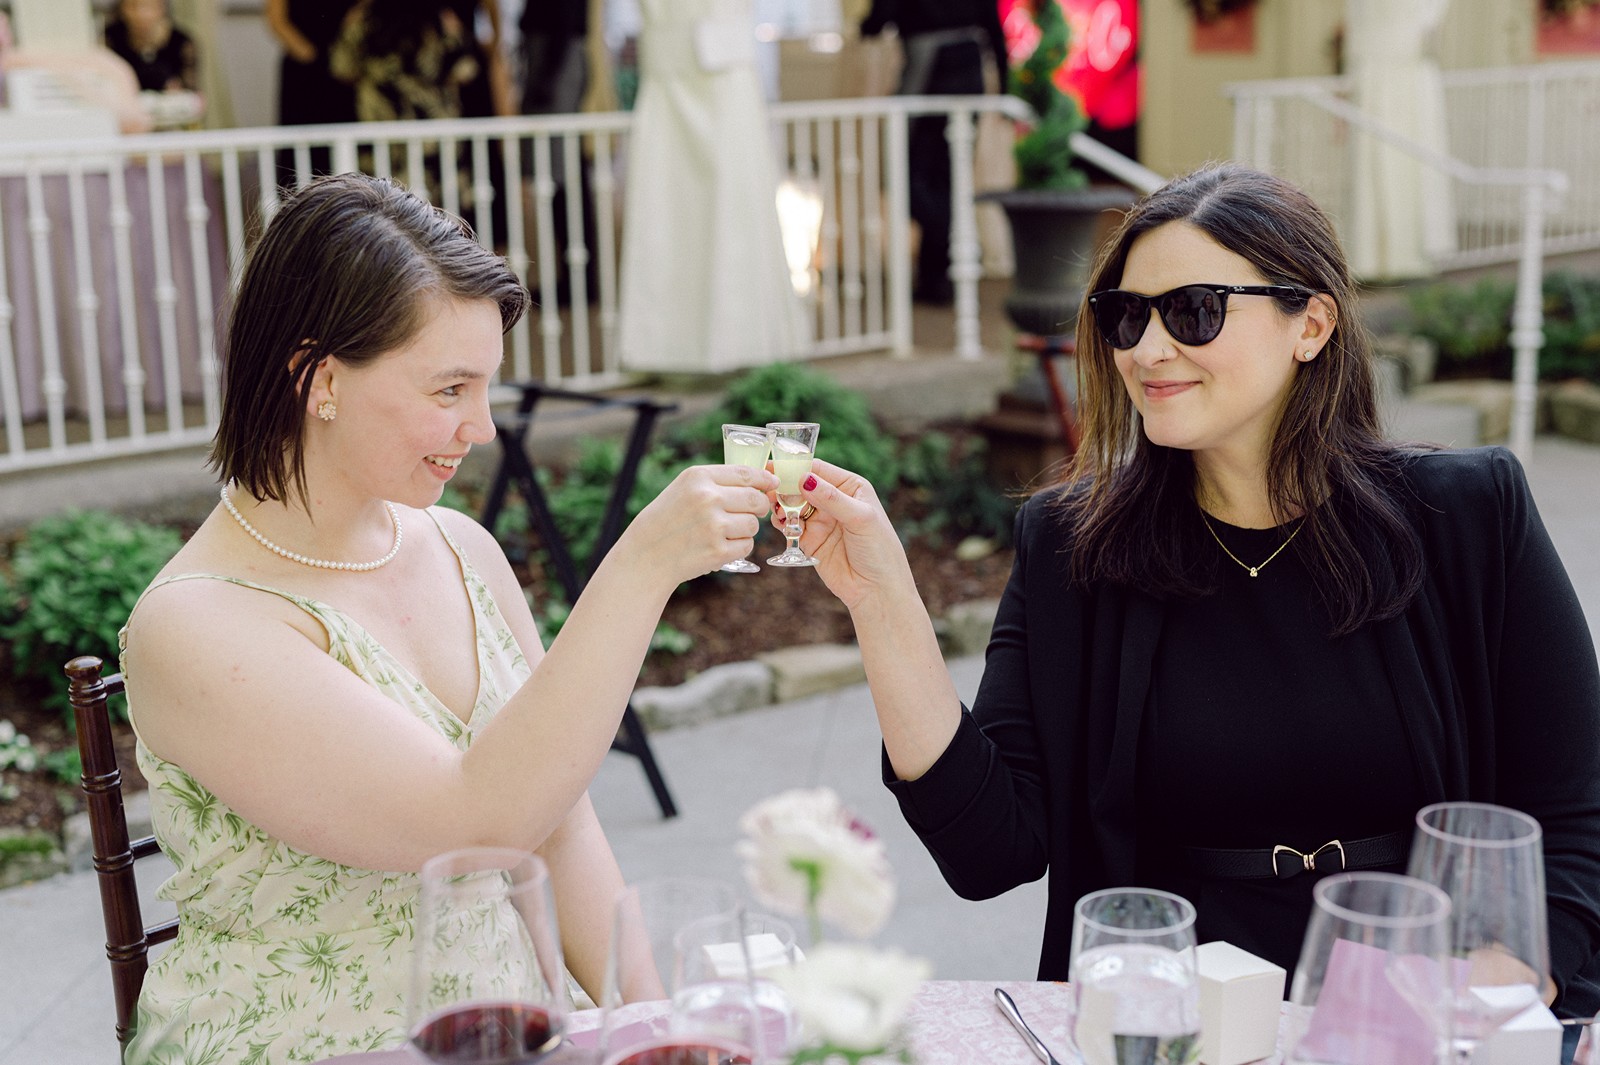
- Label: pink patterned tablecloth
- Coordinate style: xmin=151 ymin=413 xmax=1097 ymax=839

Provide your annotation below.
xmin=312 ymin=980 xmax=1289 ymax=1064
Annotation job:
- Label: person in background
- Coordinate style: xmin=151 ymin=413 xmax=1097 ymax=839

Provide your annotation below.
xmin=103 ymin=0 xmax=196 ymax=94
xmin=448 ymin=0 xmax=513 ymax=117
xmin=859 ymin=0 xmax=1008 ymax=306
xmin=265 ymin=0 xmax=358 ymax=182
xmin=787 ymin=162 xmax=1600 ymax=1022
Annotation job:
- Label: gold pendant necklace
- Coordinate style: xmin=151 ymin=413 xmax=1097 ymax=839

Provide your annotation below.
xmin=1200 ymin=511 xmax=1303 ymax=578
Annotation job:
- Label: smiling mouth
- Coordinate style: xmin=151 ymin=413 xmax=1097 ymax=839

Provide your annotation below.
xmin=426 ymin=455 xmax=463 ymax=469
xmin=1142 ymin=381 xmax=1197 ymax=397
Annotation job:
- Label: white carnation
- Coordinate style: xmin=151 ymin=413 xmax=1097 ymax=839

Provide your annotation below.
xmin=771 ymin=942 xmax=931 ymax=1052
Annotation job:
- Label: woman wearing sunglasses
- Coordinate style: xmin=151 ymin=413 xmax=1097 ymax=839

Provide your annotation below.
xmin=790 ymin=162 xmax=1600 ymax=1017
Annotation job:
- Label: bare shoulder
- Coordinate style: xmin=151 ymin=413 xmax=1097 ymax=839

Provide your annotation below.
xmin=427 ymin=504 xmax=514 ymax=577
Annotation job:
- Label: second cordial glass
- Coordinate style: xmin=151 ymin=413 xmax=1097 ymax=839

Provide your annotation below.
xmin=766 ymin=422 xmax=819 ymax=568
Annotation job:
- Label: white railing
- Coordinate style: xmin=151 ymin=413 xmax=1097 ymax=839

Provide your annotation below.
xmin=1226 ymin=66 xmax=1579 ymax=458
xmin=1226 ymin=60 xmax=1600 ymax=268
xmin=0 ymin=96 xmax=1037 ymax=475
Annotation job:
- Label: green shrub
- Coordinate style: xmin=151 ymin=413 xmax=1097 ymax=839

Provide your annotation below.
xmin=1406 ymin=277 xmax=1514 ymax=378
xmin=682 ymin=363 xmax=899 ymax=487
xmin=1406 ymin=273 xmax=1600 ymax=383
xmin=0 ymin=510 xmax=180 ymax=720
xmin=542 ymin=438 xmax=682 ymax=570
xmin=1540 ymin=273 xmax=1600 ymax=383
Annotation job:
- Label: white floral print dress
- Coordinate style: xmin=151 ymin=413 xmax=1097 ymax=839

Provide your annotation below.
xmin=120 ymin=513 xmax=532 ymax=1065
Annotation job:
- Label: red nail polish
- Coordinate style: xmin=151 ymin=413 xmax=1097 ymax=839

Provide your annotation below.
xmin=802 ymin=474 xmax=818 ymax=491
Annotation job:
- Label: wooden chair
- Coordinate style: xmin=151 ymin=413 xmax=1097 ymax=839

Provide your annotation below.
xmin=65 ymin=654 xmax=178 ymax=1050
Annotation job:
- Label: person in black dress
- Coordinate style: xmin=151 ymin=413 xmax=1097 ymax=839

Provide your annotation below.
xmin=103 ymin=0 xmax=196 ymax=94
xmin=265 ymin=0 xmax=358 ymax=184
xmin=786 ymin=163 xmax=1600 ymax=1025
xmin=859 ymin=0 xmax=1008 ymax=306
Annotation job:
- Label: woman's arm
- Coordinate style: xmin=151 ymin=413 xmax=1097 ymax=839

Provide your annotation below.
xmin=793 ymin=460 xmax=962 ymax=779
xmin=125 ymin=463 xmax=776 ymax=873
xmin=537 ymin=792 xmax=624 ymax=1004
xmin=264 ymin=0 xmax=316 ymax=63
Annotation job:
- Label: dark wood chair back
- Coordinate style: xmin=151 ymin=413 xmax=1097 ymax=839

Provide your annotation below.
xmin=65 ymin=655 xmax=179 ymax=1049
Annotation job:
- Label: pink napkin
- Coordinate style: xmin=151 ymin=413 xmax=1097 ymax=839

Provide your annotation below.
xmin=1294 ymin=938 xmax=1442 ymax=1065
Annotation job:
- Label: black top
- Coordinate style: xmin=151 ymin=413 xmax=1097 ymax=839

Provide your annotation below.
xmin=103 ymin=21 xmax=196 ymax=94
xmin=885 ymin=447 xmax=1600 ymax=1015
xmin=859 ymin=0 xmax=1008 ymax=91
xmin=1136 ymin=513 xmax=1420 ymax=974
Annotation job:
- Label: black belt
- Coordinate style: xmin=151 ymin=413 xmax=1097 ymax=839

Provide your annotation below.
xmin=1184 ymin=831 xmax=1409 ymax=881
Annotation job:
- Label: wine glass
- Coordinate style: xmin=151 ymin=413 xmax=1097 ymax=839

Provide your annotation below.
xmin=1407 ymin=801 xmax=1551 ymax=1064
xmin=1285 ymin=872 xmax=1453 ymax=1065
xmin=408 ymin=848 xmax=568 ymax=1065
xmin=1068 ymin=888 xmax=1202 ymax=1065
xmin=598 ymin=877 xmax=744 ymax=1064
xmin=720 ymin=424 xmax=775 ymax=573
xmin=765 ymin=422 xmax=820 ymax=568
xmin=674 ymin=911 xmax=801 ymax=1062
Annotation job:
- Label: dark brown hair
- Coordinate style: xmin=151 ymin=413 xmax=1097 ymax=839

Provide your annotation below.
xmin=210 ymin=174 xmax=527 ymax=505
xmin=1062 ymin=162 xmax=1425 ymax=634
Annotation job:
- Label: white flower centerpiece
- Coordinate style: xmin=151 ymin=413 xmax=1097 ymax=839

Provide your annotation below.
xmin=738 ymin=787 xmax=932 ymax=1065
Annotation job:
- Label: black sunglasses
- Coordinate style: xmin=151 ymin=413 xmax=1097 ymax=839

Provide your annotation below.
xmin=1086 ymin=284 xmax=1312 ymax=349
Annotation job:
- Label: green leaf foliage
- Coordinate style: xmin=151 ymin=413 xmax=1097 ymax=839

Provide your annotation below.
xmin=682 ymin=362 xmax=899 ymax=487
xmin=0 ymin=510 xmax=180 ymax=720
xmin=1008 ymin=0 xmax=1089 ymax=191
xmin=1407 ymin=272 xmax=1600 ymax=383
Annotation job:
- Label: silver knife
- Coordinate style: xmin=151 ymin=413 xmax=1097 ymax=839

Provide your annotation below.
xmin=995 ymin=986 xmax=1062 ymax=1065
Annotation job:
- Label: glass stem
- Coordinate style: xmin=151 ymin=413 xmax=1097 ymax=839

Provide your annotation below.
xmin=785 ymin=511 xmax=802 ymax=551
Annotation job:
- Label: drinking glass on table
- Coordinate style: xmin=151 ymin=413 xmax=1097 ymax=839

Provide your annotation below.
xmin=720 ymin=424 xmax=775 ymax=573
xmin=675 ymin=911 xmax=802 ymax=1062
xmin=599 ymin=877 xmax=745 ymax=1064
xmin=408 ymin=848 xmax=567 ymax=1065
xmin=1285 ymin=872 xmax=1453 ymax=1065
xmin=1068 ymin=888 xmax=1202 ymax=1065
xmin=765 ymin=422 xmax=820 ymax=568
xmin=1407 ymin=801 xmax=1551 ymax=1064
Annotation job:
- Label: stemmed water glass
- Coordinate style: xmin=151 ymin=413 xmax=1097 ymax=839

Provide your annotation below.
xmin=765 ymin=422 xmax=819 ymax=568
xmin=720 ymin=424 xmax=775 ymax=573
xmin=1407 ymin=801 xmax=1551 ymax=1064
xmin=407 ymin=848 xmax=568 ymax=1065
xmin=1285 ymin=872 xmax=1453 ymax=1065
xmin=598 ymin=877 xmax=745 ymax=1064
xmin=1068 ymin=888 xmax=1202 ymax=1065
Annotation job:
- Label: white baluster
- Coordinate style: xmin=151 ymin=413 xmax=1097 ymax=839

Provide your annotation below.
xmin=185 ymin=154 xmax=220 ymax=429
xmin=862 ymin=114 xmax=885 ymax=339
xmin=23 ymin=166 xmax=67 ymax=452
xmin=500 ymin=132 xmax=531 ymax=381
xmin=839 ymin=116 xmax=864 ymax=342
xmin=147 ymin=154 xmax=184 ymax=434
xmin=592 ymin=133 xmax=620 ymax=379
xmin=530 ymin=134 xmax=563 ymax=382
xmin=946 ymin=103 xmax=981 ymax=360
xmin=108 ymin=159 xmax=146 ymax=442
xmin=562 ymin=131 xmax=592 ymax=377
xmin=0 ymin=193 xmax=24 ymax=460
xmin=66 ymin=161 xmax=107 ymax=446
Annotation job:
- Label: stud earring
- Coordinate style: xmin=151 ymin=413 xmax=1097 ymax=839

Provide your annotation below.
xmin=316 ymin=401 xmax=337 ymax=421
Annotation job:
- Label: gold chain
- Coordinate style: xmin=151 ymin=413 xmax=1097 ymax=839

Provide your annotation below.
xmin=1200 ymin=511 xmax=1304 ymax=578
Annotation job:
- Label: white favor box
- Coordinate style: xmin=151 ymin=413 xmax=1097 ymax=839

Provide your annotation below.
xmin=1471 ymin=1001 xmax=1562 ymax=1065
xmin=702 ymin=933 xmax=803 ymax=979
xmin=1196 ymin=941 xmax=1286 ymax=1065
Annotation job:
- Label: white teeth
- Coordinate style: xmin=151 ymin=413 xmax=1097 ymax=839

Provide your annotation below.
xmin=426 ymin=455 xmax=462 ymax=468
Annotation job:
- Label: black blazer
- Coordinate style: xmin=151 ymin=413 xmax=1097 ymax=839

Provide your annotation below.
xmin=886 ymin=447 xmax=1600 ymax=1013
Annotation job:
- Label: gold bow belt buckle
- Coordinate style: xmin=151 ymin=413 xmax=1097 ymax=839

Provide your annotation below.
xmin=1272 ymin=839 xmax=1345 ymax=879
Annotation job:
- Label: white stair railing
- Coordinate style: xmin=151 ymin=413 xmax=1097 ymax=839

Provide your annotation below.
xmin=1227 ymin=75 xmax=1571 ymax=459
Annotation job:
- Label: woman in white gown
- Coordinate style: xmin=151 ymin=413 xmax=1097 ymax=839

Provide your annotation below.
xmin=617 ymin=0 xmax=810 ymax=374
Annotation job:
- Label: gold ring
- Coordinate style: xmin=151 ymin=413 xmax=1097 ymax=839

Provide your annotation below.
xmin=799 ymin=503 xmax=817 ymax=520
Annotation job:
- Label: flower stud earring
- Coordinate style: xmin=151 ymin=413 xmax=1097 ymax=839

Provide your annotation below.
xmin=316 ymin=401 xmax=337 ymax=421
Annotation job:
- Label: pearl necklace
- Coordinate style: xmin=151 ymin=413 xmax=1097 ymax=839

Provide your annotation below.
xmin=220 ymin=484 xmax=403 ymax=572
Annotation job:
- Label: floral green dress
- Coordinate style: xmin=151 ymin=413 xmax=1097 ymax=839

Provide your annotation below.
xmin=120 ymin=513 xmax=532 ymax=1065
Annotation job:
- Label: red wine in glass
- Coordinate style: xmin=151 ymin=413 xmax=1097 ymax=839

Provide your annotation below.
xmin=603 ymin=1035 xmax=753 ymax=1065
xmin=411 ymin=1001 xmax=563 ymax=1064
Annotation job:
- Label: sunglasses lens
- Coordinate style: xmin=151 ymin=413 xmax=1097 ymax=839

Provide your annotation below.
xmin=1160 ymin=286 xmax=1227 ymax=345
xmin=1093 ymin=292 xmax=1149 ymax=348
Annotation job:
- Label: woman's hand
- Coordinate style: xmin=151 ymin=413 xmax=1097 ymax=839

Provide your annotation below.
xmin=776 ymin=459 xmax=915 ymax=612
xmin=618 ymin=463 xmax=779 ymax=593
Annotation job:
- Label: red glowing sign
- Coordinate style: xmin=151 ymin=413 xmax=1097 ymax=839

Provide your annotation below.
xmin=999 ymin=0 xmax=1139 ymax=130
